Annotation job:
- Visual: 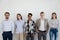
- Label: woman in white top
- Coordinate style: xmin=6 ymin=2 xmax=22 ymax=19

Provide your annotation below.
xmin=15 ymin=14 xmax=25 ymax=40
xmin=49 ymin=12 xmax=59 ymax=40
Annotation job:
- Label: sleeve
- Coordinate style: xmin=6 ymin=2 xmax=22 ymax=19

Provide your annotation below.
xmin=24 ymin=22 xmax=28 ymax=33
xmin=36 ymin=19 xmax=39 ymax=31
xmin=49 ymin=20 xmax=53 ymax=28
xmin=15 ymin=21 xmax=17 ymax=29
xmin=11 ymin=21 xmax=15 ymax=34
xmin=1 ymin=21 xmax=4 ymax=33
xmin=23 ymin=21 xmax=26 ymax=32
xmin=23 ymin=20 xmax=26 ymax=33
xmin=46 ymin=19 xmax=49 ymax=32
xmin=14 ymin=21 xmax=17 ymax=33
xmin=57 ymin=20 xmax=59 ymax=29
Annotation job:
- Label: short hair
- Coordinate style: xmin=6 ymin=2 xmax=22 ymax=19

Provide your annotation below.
xmin=51 ymin=12 xmax=57 ymax=19
xmin=28 ymin=13 xmax=32 ymax=17
xmin=40 ymin=12 xmax=44 ymax=14
xmin=4 ymin=12 xmax=10 ymax=15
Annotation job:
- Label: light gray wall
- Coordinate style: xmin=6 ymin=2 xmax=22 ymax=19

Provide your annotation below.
xmin=0 ymin=0 xmax=60 ymax=40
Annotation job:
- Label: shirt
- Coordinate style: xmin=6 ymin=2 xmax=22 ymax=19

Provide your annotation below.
xmin=39 ymin=19 xmax=46 ymax=31
xmin=15 ymin=20 xmax=25 ymax=33
xmin=2 ymin=19 xmax=14 ymax=33
xmin=29 ymin=21 xmax=34 ymax=31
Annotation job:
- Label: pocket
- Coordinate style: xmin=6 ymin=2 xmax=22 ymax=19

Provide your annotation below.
xmin=56 ymin=29 xmax=58 ymax=32
xmin=11 ymin=32 xmax=13 ymax=36
xmin=2 ymin=32 xmax=6 ymax=36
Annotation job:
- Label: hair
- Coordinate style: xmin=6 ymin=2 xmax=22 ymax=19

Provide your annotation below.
xmin=17 ymin=13 xmax=22 ymax=20
xmin=4 ymin=12 xmax=10 ymax=15
xmin=40 ymin=12 xmax=44 ymax=14
xmin=51 ymin=12 xmax=57 ymax=19
xmin=28 ymin=13 xmax=32 ymax=17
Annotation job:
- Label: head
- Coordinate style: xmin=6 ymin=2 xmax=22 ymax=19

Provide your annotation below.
xmin=51 ymin=12 xmax=57 ymax=19
xmin=17 ymin=13 xmax=22 ymax=20
xmin=40 ymin=12 xmax=44 ymax=19
xmin=4 ymin=12 xmax=10 ymax=20
xmin=28 ymin=13 xmax=32 ymax=20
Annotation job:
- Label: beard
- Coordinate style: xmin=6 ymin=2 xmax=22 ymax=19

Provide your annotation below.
xmin=5 ymin=17 xmax=9 ymax=19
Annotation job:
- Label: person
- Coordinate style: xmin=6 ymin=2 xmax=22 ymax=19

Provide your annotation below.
xmin=49 ymin=12 xmax=59 ymax=40
xmin=15 ymin=14 xmax=25 ymax=40
xmin=36 ymin=12 xmax=49 ymax=40
xmin=2 ymin=12 xmax=14 ymax=40
xmin=25 ymin=13 xmax=36 ymax=40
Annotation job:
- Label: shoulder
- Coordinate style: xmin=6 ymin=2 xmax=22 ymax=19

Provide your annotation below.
xmin=49 ymin=19 xmax=52 ymax=22
xmin=21 ymin=20 xmax=25 ymax=23
xmin=2 ymin=20 xmax=5 ymax=24
xmin=32 ymin=20 xmax=35 ymax=23
xmin=56 ymin=19 xmax=59 ymax=21
xmin=2 ymin=20 xmax=5 ymax=22
xmin=15 ymin=20 xmax=18 ymax=23
xmin=56 ymin=19 xmax=59 ymax=23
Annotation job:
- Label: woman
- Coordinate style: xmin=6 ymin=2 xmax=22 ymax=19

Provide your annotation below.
xmin=49 ymin=12 xmax=59 ymax=40
xmin=15 ymin=14 xmax=25 ymax=40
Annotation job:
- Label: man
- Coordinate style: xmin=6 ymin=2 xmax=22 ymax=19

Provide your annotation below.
xmin=25 ymin=13 xmax=36 ymax=40
xmin=2 ymin=12 xmax=14 ymax=40
xmin=36 ymin=12 xmax=49 ymax=40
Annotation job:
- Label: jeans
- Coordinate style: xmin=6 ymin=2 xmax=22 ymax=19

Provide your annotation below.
xmin=49 ymin=28 xmax=58 ymax=40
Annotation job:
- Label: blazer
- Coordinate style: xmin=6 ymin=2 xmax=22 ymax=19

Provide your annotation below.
xmin=36 ymin=18 xmax=49 ymax=32
xmin=25 ymin=20 xmax=36 ymax=34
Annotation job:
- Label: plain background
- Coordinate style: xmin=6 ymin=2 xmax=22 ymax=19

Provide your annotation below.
xmin=0 ymin=0 xmax=60 ymax=40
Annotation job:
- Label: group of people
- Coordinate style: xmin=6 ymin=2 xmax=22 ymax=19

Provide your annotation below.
xmin=1 ymin=12 xmax=59 ymax=40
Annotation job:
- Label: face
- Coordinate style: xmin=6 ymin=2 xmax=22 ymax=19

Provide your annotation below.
xmin=5 ymin=14 xmax=10 ymax=19
xmin=17 ymin=15 xmax=21 ymax=20
xmin=52 ymin=14 xmax=56 ymax=18
xmin=28 ymin=15 xmax=32 ymax=20
xmin=40 ymin=13 xmax=44 ymax=18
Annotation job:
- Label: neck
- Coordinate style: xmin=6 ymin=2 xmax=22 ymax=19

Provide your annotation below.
xmin=28 ymin=19 xmax=32 ymax=21
xmin=18 ymin=19 xmax=21 ymax=20
xmin=5 ymin=19 xmax=9 ymax=20
xmin=53 ymin=17 xmax=56 ymax=20
xmin=41 ymin=17 xmax=44 ymax=20
xmin=53 ymin=18 xmax=56 ymax=20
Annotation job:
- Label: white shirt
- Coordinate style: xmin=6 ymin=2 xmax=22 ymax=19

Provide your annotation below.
xmin=39 ymin=19 xmax=46 ymax=31
xmin=15 ymin=20 xmax=25 ymax=33
xmin=29 ymin=21 xmax=34 ymax=31
xmin=2 ymin=19 xmax=14 ymax=33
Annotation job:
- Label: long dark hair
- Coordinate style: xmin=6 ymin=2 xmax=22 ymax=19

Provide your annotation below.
xmin=17 ymin=13 xmax=22 ymax=20
xmin=51 ymin=12 xmax=57 ymax=19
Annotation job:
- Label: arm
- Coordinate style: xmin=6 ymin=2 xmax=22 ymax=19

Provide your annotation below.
xmin=11 ymin=21 xmax=15 ymax=34
xmin=57 ymin=20 xmax=59 ymax=29
xmin=36 ymin=20 xmax=39 ymax=32
xmin=1 ymin=21 xmax=4 ymax=33
xmin=47 ymin=20 xmax=49 ymax=32
xmin=14 ymin=22 xmax=17 ymax=34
